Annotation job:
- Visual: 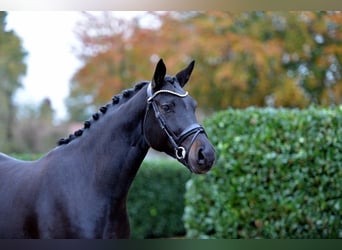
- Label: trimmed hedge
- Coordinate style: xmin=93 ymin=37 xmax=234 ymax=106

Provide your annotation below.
xmin=184 ymin=107 xmax=342 ymax=238
xmin=128 ymin=159 xmax=191 ymax=238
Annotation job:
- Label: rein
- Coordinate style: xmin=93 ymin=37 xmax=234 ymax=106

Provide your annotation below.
xmin=144 ymin=83 xmax=205 ymax=162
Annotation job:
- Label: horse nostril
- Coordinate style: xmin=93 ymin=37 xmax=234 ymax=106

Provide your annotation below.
xmin=197 ymin=148 xmax=205 ymax=165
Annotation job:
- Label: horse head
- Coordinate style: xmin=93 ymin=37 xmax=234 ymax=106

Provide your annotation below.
xmin=144 ymin=59 xmax=215 ymax=174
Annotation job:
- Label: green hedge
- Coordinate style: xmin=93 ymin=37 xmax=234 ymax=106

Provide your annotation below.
xmin=184 ymin=107 xmax=342 ymax=238
xmin=128 ymin=159 xmax=191 ymax=238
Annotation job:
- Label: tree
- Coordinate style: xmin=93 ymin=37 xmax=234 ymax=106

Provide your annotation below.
xmin=0 ymin=11 xmax=27 ymax=152
xmin=183 ymin=11 xmax=342 ymax=109
xmin=38 ymin=98 xmax=54 ymax=123
xmin=67 ymin=11 xmax=342 ymax=120
xmin=13 ymin=98 xmax=64 ymax=154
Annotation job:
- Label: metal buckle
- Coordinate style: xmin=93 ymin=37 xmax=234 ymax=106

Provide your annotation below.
xmin=175 ymin=147 xmax=186 ymax=160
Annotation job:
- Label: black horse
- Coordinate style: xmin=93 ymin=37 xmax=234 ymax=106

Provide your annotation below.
xmin=0 ymin=59 xmax=215 ymax=238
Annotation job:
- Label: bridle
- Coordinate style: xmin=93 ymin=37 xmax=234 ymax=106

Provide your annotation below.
xmin=144 ymin=82 xmax=206 ymax=163
xmin=145 ymin=83 xmax=205 ymax=162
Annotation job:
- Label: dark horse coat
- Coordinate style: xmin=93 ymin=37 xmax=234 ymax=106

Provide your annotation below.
xmin=0 ymin=59 xmax=215 ymax=238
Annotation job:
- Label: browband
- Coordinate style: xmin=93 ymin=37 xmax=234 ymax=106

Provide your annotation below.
xmin=146 ymin=83 xmax=188 ymax=103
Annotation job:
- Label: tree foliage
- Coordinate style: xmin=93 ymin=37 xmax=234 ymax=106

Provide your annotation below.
xmin=0 ymin=11 xmax=27 ymax=152
xmin=67 ymin=11 xmax=342 ymax=120
xmin=12 ymin=98 xmax=66 ymax=154
xmin=0 ymin=12 xmax=62 ymax=154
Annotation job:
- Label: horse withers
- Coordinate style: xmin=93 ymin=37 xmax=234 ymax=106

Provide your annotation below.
xmin=0 ymin=59 xmax=215 ymax=238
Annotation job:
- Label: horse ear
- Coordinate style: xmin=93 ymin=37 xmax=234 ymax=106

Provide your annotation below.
xmin=152 ymin=59 xmax=167 ymax=90
xmin=176 ymin=60 xmax=195 ymax=87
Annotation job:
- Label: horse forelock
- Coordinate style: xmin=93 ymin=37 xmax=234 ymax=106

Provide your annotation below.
xmin=57 ymin=81 xmax=149 ymax=146
xmin=163 ymin=75 xmax=184 ymax=93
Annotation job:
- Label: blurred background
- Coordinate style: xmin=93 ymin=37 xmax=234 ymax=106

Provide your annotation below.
xmin=1 ymin=11 xmax=341 ymax=154
xmin=1 ymin=11 xmax=341 ymax=153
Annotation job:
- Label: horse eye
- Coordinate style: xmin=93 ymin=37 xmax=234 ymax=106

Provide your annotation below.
xmin=161 ymin=104 xmax=171 ymax=113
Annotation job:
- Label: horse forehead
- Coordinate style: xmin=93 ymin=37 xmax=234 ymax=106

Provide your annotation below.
xmin=160 ymin=87 xmax=194 ymax=108
xmin=164 ymin=75 xmax=184 ymax=92
xmin=165 ymin=75 xmax=176 ymax=82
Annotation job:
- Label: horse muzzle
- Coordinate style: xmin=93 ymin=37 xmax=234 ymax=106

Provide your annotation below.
xmin=183 ymin=133 xmax=216 ymax=174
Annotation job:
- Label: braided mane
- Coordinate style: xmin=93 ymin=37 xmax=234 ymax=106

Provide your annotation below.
xmin=57 ymin=81 xmax=149 ymax=146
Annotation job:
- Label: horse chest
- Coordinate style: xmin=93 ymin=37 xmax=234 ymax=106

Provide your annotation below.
xmin=34 ymin=191 xmax=128 ymax=239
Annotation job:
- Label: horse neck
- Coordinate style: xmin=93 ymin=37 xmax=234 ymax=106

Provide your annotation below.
xmin=55 ymin=86 xmax=150 ymax=198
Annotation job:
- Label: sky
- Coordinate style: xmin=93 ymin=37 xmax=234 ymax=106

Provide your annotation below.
xmin=6 ymin=11 xmax=145 ymax=122
xmin=6 ymin=11 xmax=82 ymax=121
